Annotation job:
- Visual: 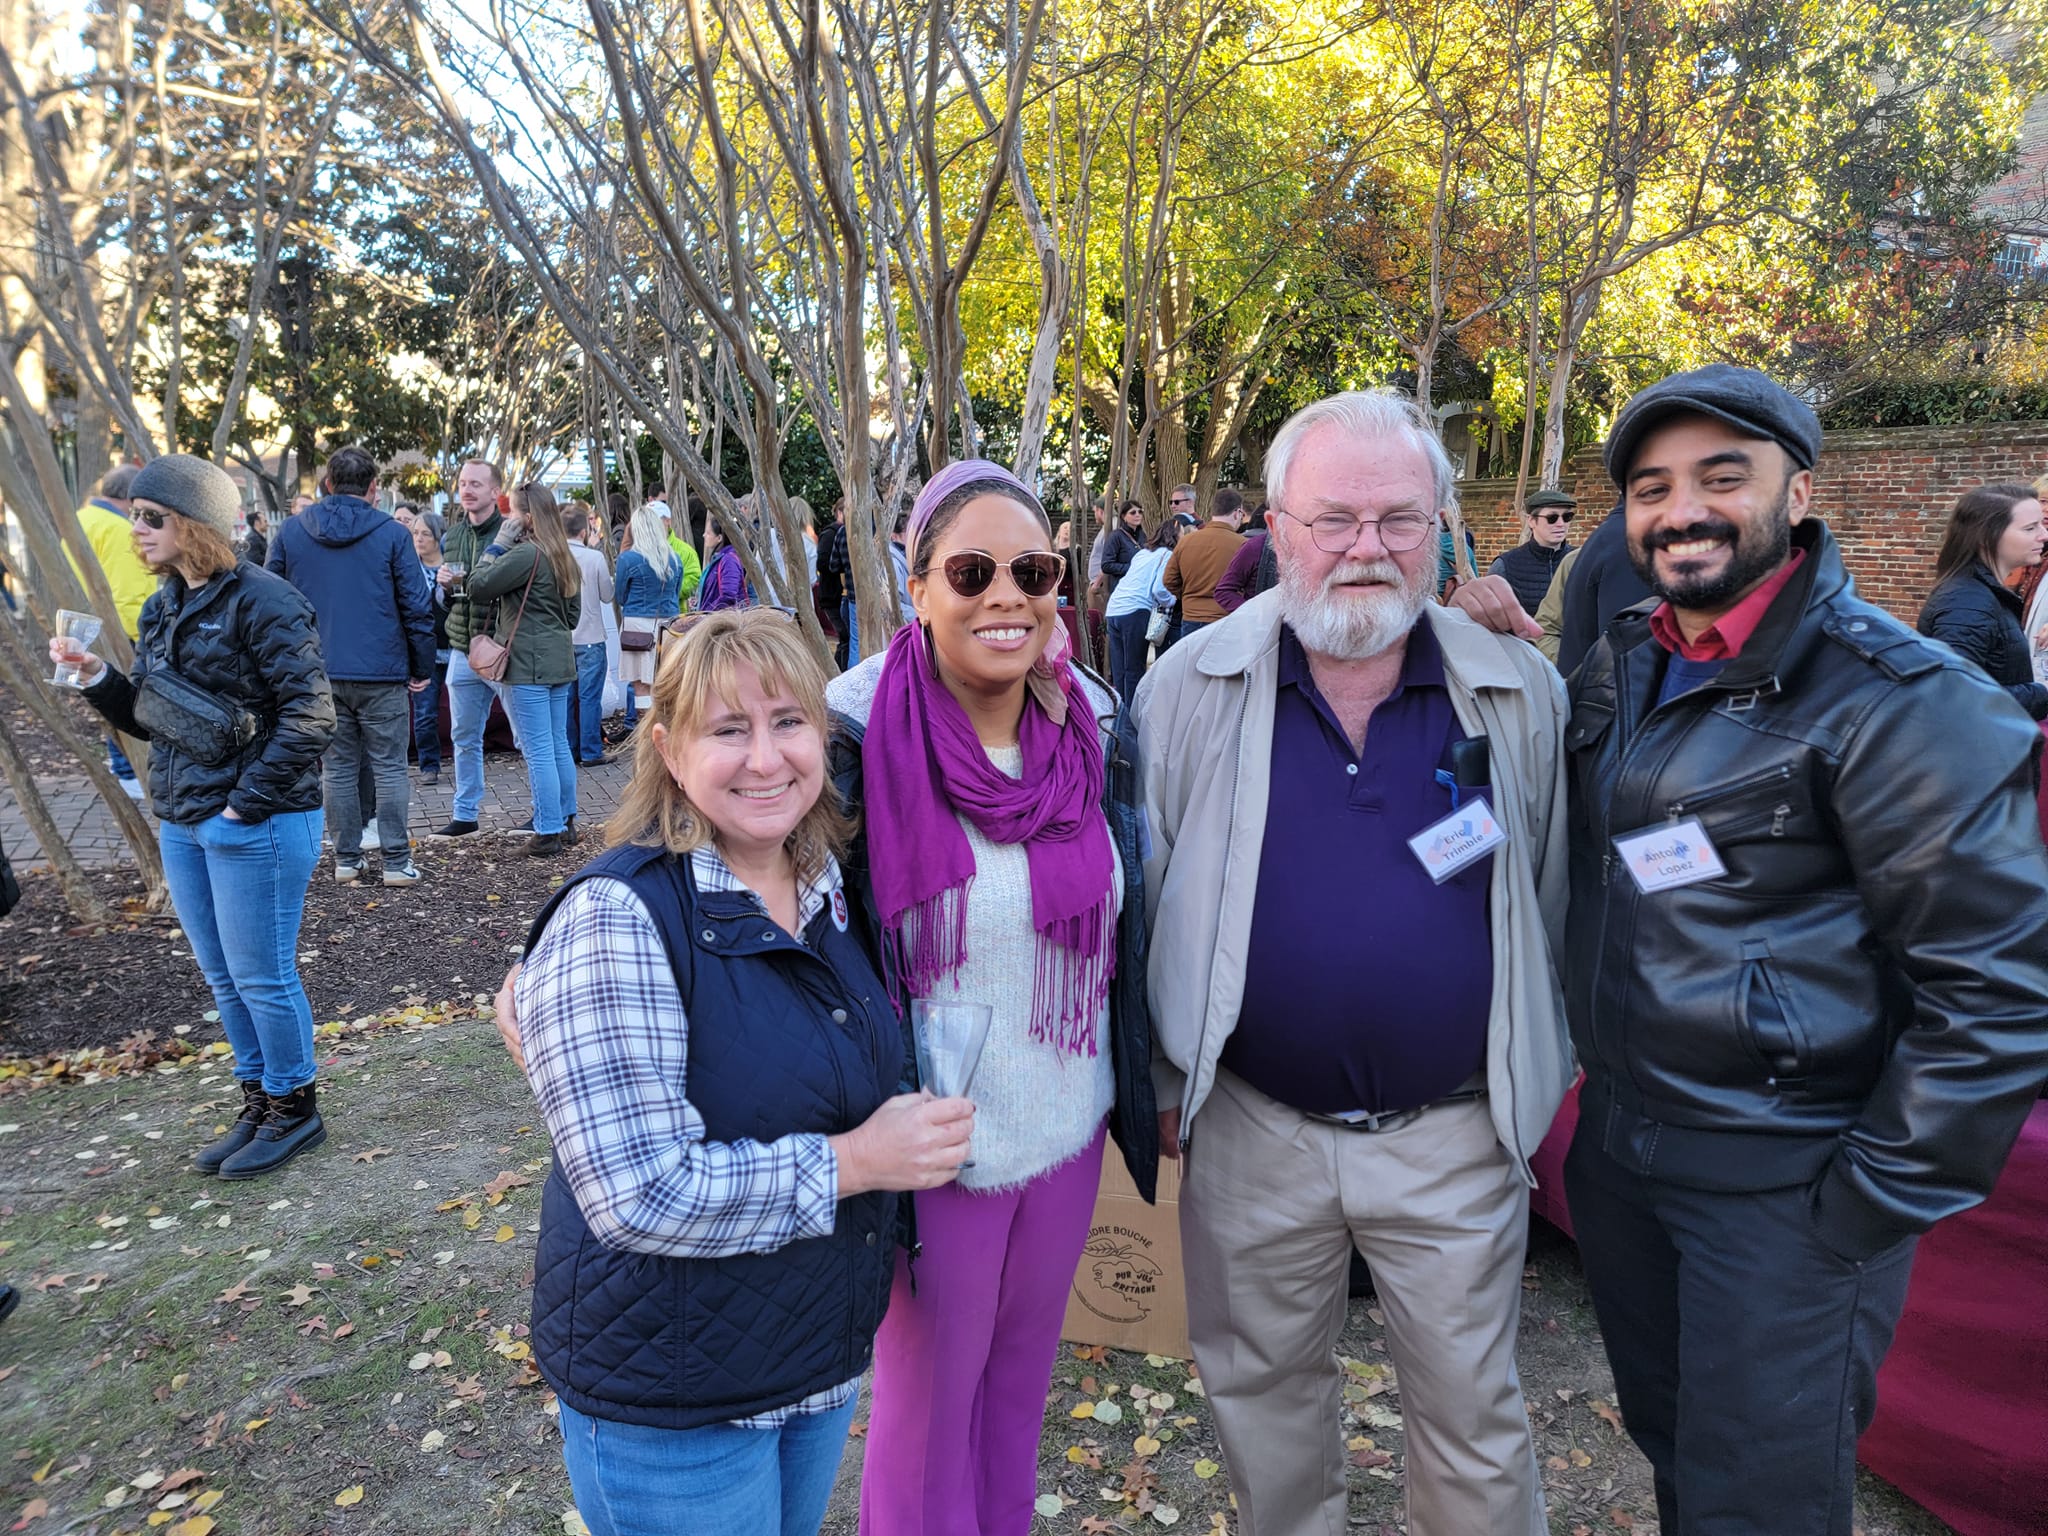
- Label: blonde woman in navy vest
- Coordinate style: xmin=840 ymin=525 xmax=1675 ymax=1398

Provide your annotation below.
xmin=509 ymin=611 xmax=972 ymax=1535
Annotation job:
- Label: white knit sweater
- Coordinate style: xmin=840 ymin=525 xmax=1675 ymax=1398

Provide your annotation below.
xmin=828 ymin=656 xmax=1118 ymax=1191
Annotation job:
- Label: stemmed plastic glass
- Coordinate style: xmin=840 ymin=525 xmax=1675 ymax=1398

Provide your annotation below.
xmin=911 ymin=1000 xmax=994 ymax=1169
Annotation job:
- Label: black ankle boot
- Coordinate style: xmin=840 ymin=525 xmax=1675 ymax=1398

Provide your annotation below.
xmin=218 ymin=1083 xmax=326 ymax=1180
xmin=564 ymin=816 xmax=578 ymax=847
xmin=193 ymin=1080 xmax=268 ymax=1174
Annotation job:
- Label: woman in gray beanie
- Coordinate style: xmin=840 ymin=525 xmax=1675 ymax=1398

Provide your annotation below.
xmin=52 ymin=454 xmax=340 ymax=1179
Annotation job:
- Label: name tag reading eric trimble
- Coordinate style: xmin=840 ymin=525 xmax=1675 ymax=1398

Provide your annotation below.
xmin=1407 ymin=797 xmax=1506 ymax=884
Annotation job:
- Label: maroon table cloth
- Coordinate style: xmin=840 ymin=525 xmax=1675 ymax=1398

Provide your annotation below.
xmin=1528 ymin=1089 xmax=2048 ymax=1535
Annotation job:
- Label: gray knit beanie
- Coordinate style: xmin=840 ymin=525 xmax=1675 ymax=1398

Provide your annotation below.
xmin=127 ymin=454 xmax=241 ymax=543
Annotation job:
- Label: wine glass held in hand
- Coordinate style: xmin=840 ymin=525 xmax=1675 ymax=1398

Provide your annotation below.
xmin=50 ymin=610 xmax=104 ymax=688
xmin=912 ymin=1000 xmax=994 ymax=1169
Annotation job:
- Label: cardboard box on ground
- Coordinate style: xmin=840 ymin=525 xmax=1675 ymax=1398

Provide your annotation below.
xmin=1061 ymin=1150 xmax=1189 ymax=1360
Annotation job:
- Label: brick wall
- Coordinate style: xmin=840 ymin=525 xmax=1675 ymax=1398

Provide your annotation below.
xmin=1455 ymin=421 xmax=2048 ymax=620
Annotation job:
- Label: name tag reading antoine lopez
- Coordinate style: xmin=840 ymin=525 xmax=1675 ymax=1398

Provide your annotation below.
xmin=1613 ymin=817 xmax=1727 ymax=894
xmin=1407 ymin=797 xmax=1506 ymax=884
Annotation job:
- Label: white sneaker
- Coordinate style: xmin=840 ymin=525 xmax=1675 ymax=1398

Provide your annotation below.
xmin=359 ymin=828 xmax=379 ymax=853
xmin=382 ymin=858 xmax=423 ymax=887
xmin=118 ymin=777 xmax=145 ymax=802
xmin=335 ymin=861 xmax=363 ymax=885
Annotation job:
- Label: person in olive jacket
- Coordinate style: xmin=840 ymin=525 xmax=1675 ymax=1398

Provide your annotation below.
xmin=1915 ymin=482 xmax=2048 ymax=720
xmin=1564 ymin=366 xmax=2048 ymax=1536
xmin=58 ymin=455 xmax=337 ymax=1181
xmin=468 ymin=483 xmax=581 ymax=857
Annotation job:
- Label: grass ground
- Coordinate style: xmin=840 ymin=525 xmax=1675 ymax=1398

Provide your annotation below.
xmin=0 ymin=1010 xmax=1952 ymax=1536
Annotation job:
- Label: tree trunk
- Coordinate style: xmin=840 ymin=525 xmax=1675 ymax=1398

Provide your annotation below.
xmin=72 ymin=390 xmax=112 ymax=502
xmin=1539 ymin=282 xmax=1599 ymax=491
xmin=0 ymin=605 xmax=165 ymax=901
xmin=0 ymin=706 xmax=108 ymax=924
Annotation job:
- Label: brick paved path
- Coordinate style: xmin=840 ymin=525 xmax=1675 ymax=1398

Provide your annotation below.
xmin=0 ymin=748 xmax=635 ymax=872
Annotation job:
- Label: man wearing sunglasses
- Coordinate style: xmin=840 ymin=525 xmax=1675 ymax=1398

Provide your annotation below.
xmin=1486 ymin=487 xmax=1576 ymax=619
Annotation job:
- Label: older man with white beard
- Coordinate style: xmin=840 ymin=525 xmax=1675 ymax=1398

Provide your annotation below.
xmin=1132 ymin=390 xmax=1573 ymax=1536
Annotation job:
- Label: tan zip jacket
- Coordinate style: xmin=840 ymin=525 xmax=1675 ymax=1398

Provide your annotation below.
xmin=1132 ymin=590 xmax=1575 ymax=1184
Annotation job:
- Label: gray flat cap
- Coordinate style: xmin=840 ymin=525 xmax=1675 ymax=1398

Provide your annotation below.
xmin=128 ymin=454 xmax=242 ymax=544
xmin=1605 ymin=364 xmax=1822 ymax=486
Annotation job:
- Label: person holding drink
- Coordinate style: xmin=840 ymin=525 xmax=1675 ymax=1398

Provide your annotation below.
xmin=826 ymin=460 xmax=1157 ymax=1536
xmin=52 ymin=454 xmax=337 ymax=1179
xmin=509 ymin=609 xmax=973 ymax=1536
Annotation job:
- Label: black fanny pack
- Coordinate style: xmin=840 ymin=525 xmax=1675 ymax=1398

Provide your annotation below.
xmin=134 ymin=665 xmax=263 ymax=767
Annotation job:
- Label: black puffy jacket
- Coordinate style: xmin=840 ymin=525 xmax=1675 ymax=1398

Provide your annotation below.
xmin=84 ymin=562 xmax=335 ymax=825
xmin=1565 ymin=520 xmax=2048 ymax=1262
xmin=1487 ymin=537 xmax=1572 ymax=618
xmin=1915 ymin=561 xmax=2048 ymax=720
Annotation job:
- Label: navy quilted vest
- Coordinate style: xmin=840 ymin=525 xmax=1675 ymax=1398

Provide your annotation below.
xmin=525 ymin=843 xmax=902 ymax=1429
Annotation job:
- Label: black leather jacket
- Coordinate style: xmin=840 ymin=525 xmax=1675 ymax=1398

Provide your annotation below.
xmin=1915 ymin=562 xmax=2048 ymax=720
xmin=85 ymin=562 xmax=335 ymax=825
xmin=1565 ymin=521 xmax=2048 ymax=1261
xmin=827 ymin=675 xmax=1160 ymax=1204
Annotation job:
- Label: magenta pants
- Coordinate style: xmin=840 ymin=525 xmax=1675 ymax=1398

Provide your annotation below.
xmin=859 ymin=1123 xmax=1108 ymax=1536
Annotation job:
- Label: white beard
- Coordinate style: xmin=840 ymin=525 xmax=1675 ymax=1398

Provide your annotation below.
xmin=1277 ymin=554 xmax=1432 ymax=661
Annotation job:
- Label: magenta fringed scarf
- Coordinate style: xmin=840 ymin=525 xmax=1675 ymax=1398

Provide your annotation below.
xmin=861 ymin=609 xmax=1116 ymax=1056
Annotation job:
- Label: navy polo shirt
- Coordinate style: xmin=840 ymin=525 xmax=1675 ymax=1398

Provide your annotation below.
xmin=1221 ymin=622 xmax=1493 ymax=1116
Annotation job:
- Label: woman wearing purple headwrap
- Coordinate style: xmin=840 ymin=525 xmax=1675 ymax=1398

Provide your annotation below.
xmin=826 ymin=462 xmax=1159 ymax=1535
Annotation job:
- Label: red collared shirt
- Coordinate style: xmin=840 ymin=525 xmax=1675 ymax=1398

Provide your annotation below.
xmin=1647 ymin=549 xmax=1807 ymax=661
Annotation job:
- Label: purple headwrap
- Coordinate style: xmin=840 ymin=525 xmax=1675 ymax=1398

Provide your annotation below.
xmin=862 ymin=460 xmax=1114 ymax=1054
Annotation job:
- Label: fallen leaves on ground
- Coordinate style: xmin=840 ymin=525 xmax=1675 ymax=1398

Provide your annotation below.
xmin=0 ymin=998 xmax=491 ymax=1093
xmin=482 ymin=1170 xmax=532 ymax=1202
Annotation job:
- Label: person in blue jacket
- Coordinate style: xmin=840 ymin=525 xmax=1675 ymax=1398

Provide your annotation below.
xmin=267 ymin=446 xmax=434 ymax=885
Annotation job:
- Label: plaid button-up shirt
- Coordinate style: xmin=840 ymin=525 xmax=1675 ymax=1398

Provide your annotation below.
xmin=517 ymin=845 xmax=859 ymax=1427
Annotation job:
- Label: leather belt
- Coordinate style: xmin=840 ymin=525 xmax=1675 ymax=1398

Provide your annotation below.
xmin=1303 ymin=1086 xmax=1489 ymax=1135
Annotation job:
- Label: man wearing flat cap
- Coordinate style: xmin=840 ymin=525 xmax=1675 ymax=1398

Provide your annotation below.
xmin=1561 ymin=363 xmax=2048 ymax=1533
xmin=1487 ymin=487 xmax=1577 ymax=617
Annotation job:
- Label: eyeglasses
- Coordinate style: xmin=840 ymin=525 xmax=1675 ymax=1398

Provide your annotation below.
xmin=1169 ymin=494 xmax=1193 ymax=506
xmin=1533 ymin=510 xmax=1575 ymax=524
xmin=129 ymin=506 xmax=169 ymax=530
xmin=939 ymin=550 xmax=1065 ymax=600
xmin=1276 ymin=507 xmax=1435 ymax=554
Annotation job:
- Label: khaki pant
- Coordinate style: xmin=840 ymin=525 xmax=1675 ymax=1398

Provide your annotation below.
xmin=1180 ymin=1070 xmax=1544 ymax=1536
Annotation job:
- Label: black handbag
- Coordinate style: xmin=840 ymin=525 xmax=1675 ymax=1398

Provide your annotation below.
xmin=134 ymin=663 xmax=262 ymax=767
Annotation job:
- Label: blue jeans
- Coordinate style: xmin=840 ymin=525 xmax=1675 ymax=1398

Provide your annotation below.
xmin=412 ymin=662 xmax=445 ymax=775
xmin=446 ymin=649 xmax=500 ymax=821
xmin=502 ymin=683 xmax=578 ymax=834
xmin=107 ymin=735 xmax=137 ymax=781
xmin=158 ymin=808 xmax=322 ymax=1095
xmin=558 ymin=1396 xmax=856 ymax=1536
xmin=325 ymin=680 xmax=412 ymax=859
xmin=1106 ymin=609 xmax=1152 ymax=704
xmin=574 ymin=643 xmax=607 ymax=760
xmin=845 ymin=599 xmax=860 ymax=667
